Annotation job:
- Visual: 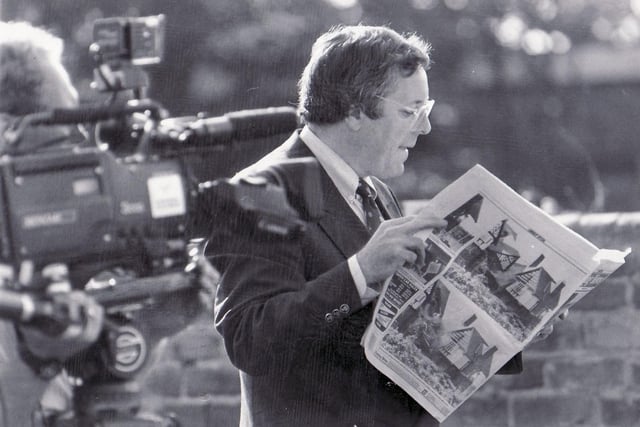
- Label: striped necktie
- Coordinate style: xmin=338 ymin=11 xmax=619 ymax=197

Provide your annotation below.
xmin=356 ymin=178 xmax=383 ymax=233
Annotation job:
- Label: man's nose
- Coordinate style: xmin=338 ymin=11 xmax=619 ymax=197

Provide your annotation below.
xmin=416 ymin=117 xmax=431 ymax=135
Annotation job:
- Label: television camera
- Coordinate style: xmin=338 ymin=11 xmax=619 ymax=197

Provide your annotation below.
xmin=0 ymin=14 xmax=320 ymax=426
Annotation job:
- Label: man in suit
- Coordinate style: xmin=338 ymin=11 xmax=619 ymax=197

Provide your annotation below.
xmin=211 ymin=24 xmax=522 ymax=426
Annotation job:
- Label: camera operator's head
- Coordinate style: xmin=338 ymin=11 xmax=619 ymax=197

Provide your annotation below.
xmin=0 ymin=21 xmax=79 ymax=115
xmin=0 ymin=21 xmax=84 ymax=153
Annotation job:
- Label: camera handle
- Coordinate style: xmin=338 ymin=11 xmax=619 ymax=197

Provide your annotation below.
xmin=91 ymin=62 xmax=150 ymax=99
xmin=0 ymin=282 xmax=181 ymax=426
xmin=0 ymin=239 xmax=209 ymax=426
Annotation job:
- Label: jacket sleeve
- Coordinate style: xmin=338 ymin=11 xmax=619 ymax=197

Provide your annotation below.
xmin=496 ymin=352 xmax=523 ymax=375
xmin=210 ymin=231 xmax=364 ymax=376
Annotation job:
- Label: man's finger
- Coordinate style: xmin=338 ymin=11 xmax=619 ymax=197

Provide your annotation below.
xmin=405 ymin=236 xmax=427 ymax=266
xmin=395 ymin=214 xmax=447 ymax=234
xmin=380 ymin=215 xmax=416 ymax=228
xmin=399 ymin=248 xmax=419 ymax=265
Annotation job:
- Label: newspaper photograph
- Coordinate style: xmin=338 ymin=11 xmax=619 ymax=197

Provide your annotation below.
xmin=362 ymin=164 xmax=629 ymax=422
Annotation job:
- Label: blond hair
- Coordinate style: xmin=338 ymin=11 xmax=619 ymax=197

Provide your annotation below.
xmin=0 ymin=21 xmax=66 ymax=114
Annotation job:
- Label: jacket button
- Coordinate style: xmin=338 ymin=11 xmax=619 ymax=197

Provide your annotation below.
xmin=325 ymin=313 xmax=334 ymax=323
xmin=332 ymin=309 xmax=340 ymax=317
xmin=339 ymin=304 xmax=350 ymax=314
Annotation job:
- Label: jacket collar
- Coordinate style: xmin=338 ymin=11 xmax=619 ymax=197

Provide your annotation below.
xmin=284 ymin=135 xmax=371 ymax=258
xmin=286 ymin=133 xmax=405 ymax=258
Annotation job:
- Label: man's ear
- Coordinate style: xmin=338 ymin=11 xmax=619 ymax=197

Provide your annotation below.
xmin=345 ymin=105 xmax=362 ymax=131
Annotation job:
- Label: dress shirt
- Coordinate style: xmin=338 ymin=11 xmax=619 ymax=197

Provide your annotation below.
xmin=299 ymin=126 xmax=379 ymax=304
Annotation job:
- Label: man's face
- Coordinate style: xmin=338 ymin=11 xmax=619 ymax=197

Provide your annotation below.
xmin=358 ymin=68 xmax=431 ymax=179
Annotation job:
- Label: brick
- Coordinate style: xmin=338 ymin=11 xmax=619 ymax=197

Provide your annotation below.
xmin=612 ymin=262 xmax=636 ymax=278
xmin=525 ymin=316 xmax=585 ymax=352
xmin=149 ymin=335 xmax=178 ymax=362
xmin=559 ymin=213 xmax=639 ymax=275
xmin=160 ymin=396 xmax=240 ymax=427
xmin=562 ymin=212 xmax=639 ymax=250
xmin=633 ymin=364 xmax=640 ymax=386
xmin=630 ymin=275 xmax=640 ymax=308
xmin=171 ymin=321 xmax=225 ymax=364
xmin=160 ymin=399 xmax=211 ymax=427
xmin=512 ymin=395 xmax=596 ymax=427
xmin=184 ymin=362 xmax=241 ymax=396
xmin=546 ymin=358 xmax=624 ymax=390
xmin=583 ymin=312 xmax=640 ymax=349
xmin=601 ymin=215 xmax=640 ymax=267
xmin=601 ymin=396 xmax=640 ymax=426
xmin=441 ymin=396 xmax=509 ymax=427
xmin=207 ymin=397 xmax=241 ymax=427
xmin=572 ymin=276 xmax=628 ymax=311
xmin=142 ymin=360 xmax=182 ymax=397
xmin=525 ymin=330 xmax=562 ymax=352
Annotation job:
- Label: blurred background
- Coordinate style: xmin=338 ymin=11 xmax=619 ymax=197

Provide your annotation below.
xmin=2 ymin=0 xmax=640 ymax=213
xmin=2 ymin=3 xmax=640 ymax=426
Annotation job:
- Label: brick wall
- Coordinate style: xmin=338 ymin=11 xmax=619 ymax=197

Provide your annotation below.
xmin=140 ymin=317 xmax=241 ymax=427
xmin=142 ymin=212 xmax=639 ymax=427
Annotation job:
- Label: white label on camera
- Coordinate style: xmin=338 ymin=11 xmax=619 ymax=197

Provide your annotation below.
xmin=147 ymin=174 xmax=186 ymax=218
xmin=23 ymin=209 xmax=77 ymax=229
xmin=120 ymin=200 xmax=146 ymax=216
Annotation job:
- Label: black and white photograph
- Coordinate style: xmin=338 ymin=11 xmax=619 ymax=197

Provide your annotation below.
xmin=0 ymin=1 xmax=637 ymax=426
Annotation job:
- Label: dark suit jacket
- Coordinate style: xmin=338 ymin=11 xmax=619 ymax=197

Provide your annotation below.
xmin=211 ymin=131 xmax=521 ymax=427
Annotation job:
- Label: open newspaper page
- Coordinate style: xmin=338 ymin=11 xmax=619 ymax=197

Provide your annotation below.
xmin=362 ymin=164 xmax=628 ymax=422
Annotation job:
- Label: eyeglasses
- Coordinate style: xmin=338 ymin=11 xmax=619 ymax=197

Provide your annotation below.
xmin=376 ymin=95 xmax=435 ymax=131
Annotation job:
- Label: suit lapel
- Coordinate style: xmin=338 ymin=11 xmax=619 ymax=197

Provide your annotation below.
xmin=272 ymin=134 xmax=404 ymax=258
xmin=317 ymin=175 xmax=370 ymax=258
xmin=284 ymin=136 xmax=371 ymax=258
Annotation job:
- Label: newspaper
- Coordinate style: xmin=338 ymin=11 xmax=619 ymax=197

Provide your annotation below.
xmin=362 ymin=164 xmax=629 ymax=422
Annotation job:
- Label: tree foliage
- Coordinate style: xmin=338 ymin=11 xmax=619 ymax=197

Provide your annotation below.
xmin=4 ymin=0 xmax=640 ymax=211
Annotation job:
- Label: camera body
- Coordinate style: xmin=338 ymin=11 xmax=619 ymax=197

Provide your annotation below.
xmin=0 ymin=138 xmax=313 ymax=287
xmin=0 ymin=145 xmax=191 ymax=280
xmin=92 ymin=15 xmax=165 ymax=66
xmin=90 ymin=14 xmax=165 ymax=95
xmin=0 ymin=14 xmax=321 ymax=425
xmin=0 ymin=13 xmax=305 ymax=286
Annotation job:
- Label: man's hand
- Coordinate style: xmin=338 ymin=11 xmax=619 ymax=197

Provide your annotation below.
xmin=356 ymin=212 xmax=447 ymax=284
xmin=20 ymin=291 xmax=104 ymax=362
xmin=531 ymin=309 xmax=569 ymax=343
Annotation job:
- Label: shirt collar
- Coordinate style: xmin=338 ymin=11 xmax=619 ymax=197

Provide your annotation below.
xmin=299 ymin=126 xmax=377 ymax=200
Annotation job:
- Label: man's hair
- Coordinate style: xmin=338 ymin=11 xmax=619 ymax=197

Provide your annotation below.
xmin=297 ymin=25 xmax=431 ymax=124
xmin=0 ymin=21 xmax=65 ymax=115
